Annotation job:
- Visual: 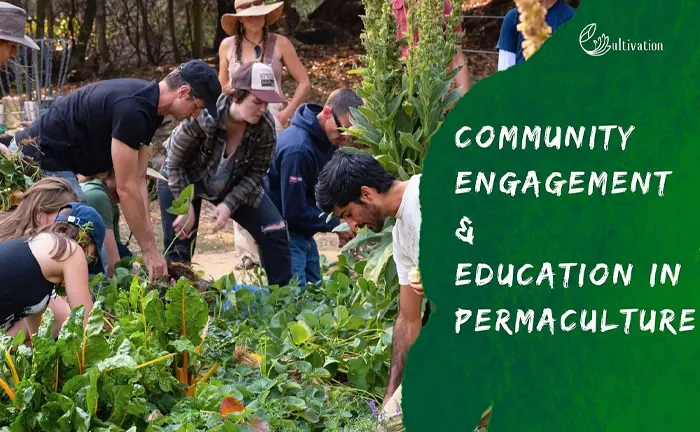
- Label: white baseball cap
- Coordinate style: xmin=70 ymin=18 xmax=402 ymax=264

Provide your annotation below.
xmin=231 ymin=62 xmax=285 ymax=104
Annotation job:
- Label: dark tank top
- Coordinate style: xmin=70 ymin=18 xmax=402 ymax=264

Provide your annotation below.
xmin=0 ymin=237 xmax=56 ymax=330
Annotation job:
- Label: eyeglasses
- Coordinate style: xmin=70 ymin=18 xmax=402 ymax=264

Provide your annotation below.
xmin=237 ymin=0 xmax=264 ymax=10
xmin=192 ymin=97 xmax=203 ymax=116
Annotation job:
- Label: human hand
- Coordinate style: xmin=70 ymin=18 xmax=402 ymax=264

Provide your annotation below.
xmin=213 ymin=203 xmax=232 ymax=232
xmin=142 ymin=247 xmax=167 ymax=281
xmin=172 ymin=205 xmax=196 ymax=240
xmin=409 ymin=282 xmax=423 ymax=297
xmin=336 ymin=231 xmax=354 ymax=248
xmin=0 ymin=144 xmax=10 ymax=157
xmin=275 ymin=108 xmax=292 ymax=125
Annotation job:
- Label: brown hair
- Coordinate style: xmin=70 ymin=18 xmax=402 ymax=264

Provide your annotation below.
xmin=0 ymin=177 xmax=78 ymax=241
xmin=225 ymin=88 xmax=251 ymax=103
xmin=29 ymin=207 xmax=95 ymax=261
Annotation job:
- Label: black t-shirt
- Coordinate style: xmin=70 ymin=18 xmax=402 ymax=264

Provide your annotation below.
xmin=22 ymin=79 xmax=164 ymax=176
xmin=0 ymin=238 xmax=56 ymax=331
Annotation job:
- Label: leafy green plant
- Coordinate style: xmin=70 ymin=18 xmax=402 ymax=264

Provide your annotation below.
xmin=0 ymin=148 xmax=40 ymax=212
xmin=337 ymin=0 xmax=464 ymax=287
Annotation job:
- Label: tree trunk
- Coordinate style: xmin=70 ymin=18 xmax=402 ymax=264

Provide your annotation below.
xmin=95 ymin=0 xmax=110 ymax=73
xmin=36 ymin=0 xmax=47 ymax=38
xmin=214 ymin=0 xmax=234 ymax=53
xmin=72 ymin=0 xmax=97 ymax=69
xmin=46 ymin=0 xmax=54 ymax=38
xmin=168 ymin=0 xmax=181 ymax=63
xmin=192 ymin=0 xmax=202 ymax=58
xmin=135 ymin=0 xmax=155 ymax=64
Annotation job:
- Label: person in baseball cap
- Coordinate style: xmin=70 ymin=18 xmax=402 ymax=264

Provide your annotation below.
xmin=157 ymin=60 xmax=292 ymax=289
xmin=54 ymin=202 xmax=107 ymax=255
xmin=0 ymin=2 xmax=40 ymax=66
xmin=177 ymin=59 xmax=223 ymax=120
xmin=231 ymin=61 xmax=285 ymax=104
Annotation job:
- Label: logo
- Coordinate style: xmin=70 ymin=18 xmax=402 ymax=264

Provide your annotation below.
xmin=579 ymin=23 xmax=611 ymax=56
xmin=579 ymin=23 xmax=663 ymax=57
xmin=260 ymin=72 xmax=275 ymax=89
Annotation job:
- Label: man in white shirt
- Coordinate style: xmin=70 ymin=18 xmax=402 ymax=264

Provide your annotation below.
xmin=314 ymin=151 xmax=424 ymax=410
xmin=315 ymin=151 xmax=492 ymax=428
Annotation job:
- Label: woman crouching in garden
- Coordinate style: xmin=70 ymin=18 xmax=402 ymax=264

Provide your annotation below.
xmin=157 ymin=61 xmax=292 ymax=287
xmin=0 ymin=202 xmax=105 ymax=343
xmin=0 ymin=177 xmax=81 ymax=337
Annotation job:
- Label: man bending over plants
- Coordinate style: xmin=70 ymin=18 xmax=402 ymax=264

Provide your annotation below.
xmin=315 ymin=152 xmax=492 ymax=428
xmin=315 ymin=151 xmax=423 ymax=414
xmin=265 ymin=88 xmax=363 ymax=286
xmin=2 ymin=60 xmax=221 ymax=280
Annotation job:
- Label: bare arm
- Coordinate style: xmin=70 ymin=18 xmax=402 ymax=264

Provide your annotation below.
xmin=451 ymin=48 xmax=471 ymax=94
xmin=112 ymin=138 xmax=157 ymax=254
xmin=62 ymin=247 xmax=94 ymax=325
xmin=218 ymin=37 xmax=233 ymax=91
xmin=279 ymin=36 xmax=311 ymax=118
xmin=103 ymin=228 xmax=121 ymax=277
xmin=384 ymin=283 xmax=423 ymax=404
xmin=138 ymin=145 xmax=151 ymax=219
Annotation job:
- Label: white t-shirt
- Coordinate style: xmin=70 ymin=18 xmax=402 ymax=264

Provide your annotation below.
xmin=392 ymin=174 xmax=422 ymax=286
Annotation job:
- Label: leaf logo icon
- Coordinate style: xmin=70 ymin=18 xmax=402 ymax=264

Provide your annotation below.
xmin=579 ymin=23 xmax=611 ymax=57
xmin=580 ymin=23 xmax=597 ymax=43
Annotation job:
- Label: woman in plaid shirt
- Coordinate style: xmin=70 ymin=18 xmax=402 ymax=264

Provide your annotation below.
xmin=157 ymin=62 xmax=292 ymax=287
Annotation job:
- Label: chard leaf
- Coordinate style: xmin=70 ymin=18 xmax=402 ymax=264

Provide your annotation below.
xmin=165 ymin=279 xmax=209 ymax=346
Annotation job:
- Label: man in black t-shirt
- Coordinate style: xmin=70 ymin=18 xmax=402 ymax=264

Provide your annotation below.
xmin=4 ymin=59 xmax=221 ymax=280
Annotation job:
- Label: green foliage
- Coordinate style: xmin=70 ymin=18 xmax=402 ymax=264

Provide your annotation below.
xmin=0 ymin=149 xmax=40 ymax=212
xmin=348 ymin=0 xmax=463 ymax=179
xmin=0 ymin=254 xmax=397 ymax=430
xmin=339 ymin=0 xmax=464 ymax=287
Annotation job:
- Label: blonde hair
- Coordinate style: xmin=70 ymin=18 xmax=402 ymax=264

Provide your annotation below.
xmin=0 ymin=177 xmax=78 ymax=241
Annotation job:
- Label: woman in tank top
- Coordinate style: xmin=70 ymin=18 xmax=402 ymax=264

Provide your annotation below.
xmin=218 ymin=0 xmax=310 ymax=133
xmin=0 ymin=202 xmax=106 ymax=343
xmin=0 ymin=177 xmax=80 ymax=338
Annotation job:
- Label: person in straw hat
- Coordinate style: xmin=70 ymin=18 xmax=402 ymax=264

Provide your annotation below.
xmin=219 ymin=0 xmax=310 ymax=132
xmin=219 ymin=0 xmax=310 ymax=270
xmin=0 ymin=2 xmax=40 ymax=66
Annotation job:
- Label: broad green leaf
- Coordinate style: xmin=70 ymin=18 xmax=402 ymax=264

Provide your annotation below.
xmin=164 ymin=278 xmax=209 ymax=346
xmin=30 ymin=308 xmax=58 ymax=394
xmin=295 ymin=361 xmax=312 ymax=374
xmin=284 ymin=396 xmax=307 ymax=411
xmin=169 ymin=339 xmax=197 ymax=353
xmin=143 ymin=290 xmax=167 ymax=332
xmin=311 ymin=368 xmax=331 ymax=379
xmin=56 ymin=306 xmax=85 ymax=372
xmin=288 ymin=321 xmax=314 ymax=345
xmin=399 ymin=131 xmax=422 ymax=154
xmin=167 ymin=184 xmax=194 ymax=216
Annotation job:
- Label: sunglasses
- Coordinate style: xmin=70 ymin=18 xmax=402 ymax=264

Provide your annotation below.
xmin=237 ymin=0 xmax=264 ymax=10
xmin=331 ymin=110 xmax=351 ymax=137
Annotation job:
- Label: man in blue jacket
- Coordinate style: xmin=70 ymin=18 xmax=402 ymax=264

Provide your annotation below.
xmin=265 ymin=88 xmax=363 ymax=285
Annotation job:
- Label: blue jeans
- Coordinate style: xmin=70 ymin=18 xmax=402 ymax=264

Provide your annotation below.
xmin=157 ymin=178 xmax=292 ymax=287
xmin=289 ymin=233 xmax=321 ymax=286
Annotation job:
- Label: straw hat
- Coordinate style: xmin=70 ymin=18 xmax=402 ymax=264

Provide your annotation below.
xmin=221 ymin=0 xmax=284 ymax=36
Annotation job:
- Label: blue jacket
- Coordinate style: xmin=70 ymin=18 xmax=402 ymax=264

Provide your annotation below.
xmin=265 ymin=104 xmax=341 ymax=238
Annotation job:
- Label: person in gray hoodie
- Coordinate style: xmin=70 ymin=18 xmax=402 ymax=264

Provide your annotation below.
xmin=265 ymin=89 xmax=363 ymax=285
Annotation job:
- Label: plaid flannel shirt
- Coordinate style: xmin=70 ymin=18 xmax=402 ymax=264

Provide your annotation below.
xmin=163 ymin=93 xmax=277 ymax=214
